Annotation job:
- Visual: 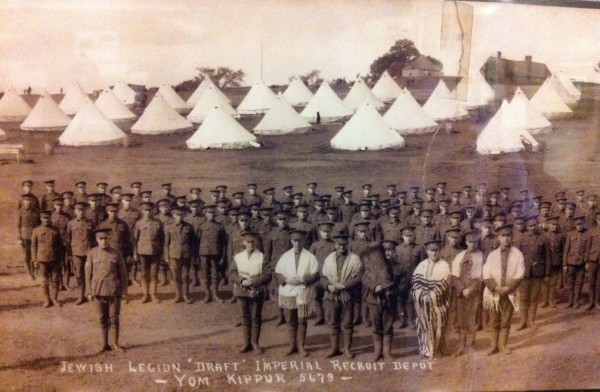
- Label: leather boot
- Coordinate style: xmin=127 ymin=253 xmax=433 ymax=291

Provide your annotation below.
xmin=275 ymin=308 xmax=285 ymax=326
xmin=112 ymin=326 xmax=125 ymax=352
xmin=407 ymin=303 xmax=417 ymax=329
xmin=251 ymin=325 xmax=264 ymax=354
xmin=527 ymin=302 xmax=539 ymax=330
xmin=325 ymin=334 xmax=341 ymax=358
xmin=173 ymin=281 xmax=183 ymax=303
xmin=585 ymin=285 xmax=596 ymax=310
xmin=204 ymin=281 xmax=213 ymax=303
xmin=285 ymin=325 xmax=298 ymax=356
xmin=499 ymin=329 xmax=511 ymax=354
xmin=192 ymin=266 xmax=200 ymax=287
xmin=98 ymin=325 xmax=111 ymax=354
xmin=574 ymin=284 xmax=582 ymax=309
xmin=564 ymin=289 xmax=574 ymax=308
xmin=515 ymin=301 xmax=528 ymax=330
xmin=372 ymin=334 xmax=383 ymax=362
xmin=41 ymin=284 xmax=51 ymax=308
xmin=160 ymin=267 xmax=170 ymax=287
xmin=453 ymin=332 xmax=465 ymax=357
xmin=211 ymin=282 xmax=225 ymax=303
xmin=353 ymin=302 xmax=362 ymax=326
xmin=466 ymin=332 xmax=476 ymax=353
xmin=183 ymin=281 xmax=193 ymax=304
xmin=75 ymin=285 xmax=87 ymax=305
xmin=140 ymin=280 xmax=151 ymax=303
xmin=238 ymin=326 xmax=252 ymax=353
xmin=363 ymin=304 xmax=371 ymax=327
xmin=150 ymin=280 xmax=161 ymax=303
xmin=486 ymin=331 xmax=499 ymax=356
xmin=314 ymin=302 xmax=325 ymax=326
xmin=51 ymin=284 xmax=62 ymax=307
xmin=342 ymin=331 xmax=354 ymax=359
xmin=383 ymin=334 xmax=393 ymax=359
xmin=298 ymin=323 xmax=309 ymax=357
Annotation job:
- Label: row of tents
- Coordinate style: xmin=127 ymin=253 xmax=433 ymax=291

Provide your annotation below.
xmin=0 ymin=69 xmax=582 ymax=153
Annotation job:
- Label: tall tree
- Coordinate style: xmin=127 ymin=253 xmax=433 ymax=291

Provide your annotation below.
xmin=369 ymin=39 xmax=421 ymax=80
xmin=175 ymin=66 xmax=245 ymax=91
xmin=289 ymin=69 xmax=323 ymax=87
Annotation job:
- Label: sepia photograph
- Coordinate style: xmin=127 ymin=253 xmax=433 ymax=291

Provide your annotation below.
xmin=2 ymin=0 xmax=600 ymax=390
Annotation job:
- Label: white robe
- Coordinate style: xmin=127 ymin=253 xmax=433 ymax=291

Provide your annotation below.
xmin=482 ymin=246 xmax=525 ymax=311
xmin=275 ymin=248 xmax=319 ymax=317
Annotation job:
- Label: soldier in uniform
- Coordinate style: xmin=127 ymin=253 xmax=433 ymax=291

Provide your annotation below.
xmin=265 ymin=211 xmax=293 ymax=325
xmin=255 ymin=207 xmax=274 ymax=244
xmin=187 ymin=187 xmax=205 ymax=207
xmin=585 ymin=194 xmax=598 ymax=228
xmin=85 ymin=194 xmax=107 ymax=227
xmin=74 ymin=181 xmax=88 ymax=203
xmin=164 ymin=207 xmax=195 ymax=304
xmin=230 ymin=231 xmax=272 ymax=354
xmin=110 ymin=186 xmax=123 ymax=204
xmin=515 ymin=216 xmax=550 ymax=331
xmin=363 ymin=242 xmax=397 ymax=361
xmin=380 ymin=206 xmax=403 ymax=242
xmin=405 ymin=200 xmax=423 ymax=228
xmin=361 ymin=183 xmax=373 ymax=199
xmin=95 ymin=182 xmax=111 ymax=207
xmin=231 ymin=192 xmax=246 ymax=210
xmin=40 ymin=180 xmax=60 ymax=212
xmin=498 ymin=187 xmax=511 ymax=212
xmin=386 ymin=185 xmax=398 ymax=206
xmin=483 ymin=224 xmax=524 ymax=356
xmin=155 ymin=199 xmax=173 ymax=286
xmin=305 ymin=182 xmax=320 ymax=206
xmin=309 ymin=222 xmax=337 ymax=325
xmin=585 ymin=211 xmax=600 ymax=310
xmin=460 ymin=206 xmax=477 ymax=232
xmin=17 ymin=194 xmax=40 ymax=280
xmin=17 ymin=180 xmax=40 ymax=211
xmin=308 ymin=199 xmax=327 ymax=225
xmin=541 ymin=216 xmax=565 ymax=308
xmin=394 ymin=226 xmax=422 ymax=328
xmin=31 ymin=211 xmax=63 ymax=307
xmin=450 ymin=230 xmax=483 ymax=356
xmin=414 ymin=209 xmax=441 ymax=247
xmin=261 ymin=187 xmax=280 ymax=210
xmin=563 ymin=215 xmax=590 ymax=308
xmin=160 ymin=183 xmax=176 ymax=207
xmin=281 ymin=185 xmax=294 ymax=204
xmin=130 ymin=182 xmax=143 ymax=209
xmin=62 ymin=191 xmax=75 ymax=218
xmin=574 ymin=190 xmax=586 ymax=210
xmin=198 ymin=204 xmax=227 ymax=303
xmin=50 ymin=197 xmax=70 ymax=290
xmin=338 ymin=190 xmax=358 ymax=225
xmin=289 ymin=203 xmax=316 ymax=248
xmin=118 ymin=194 xmax=140 ymax=283
xmin=330 ymin=186 xmax=345 ymax=210
xmin=132 ymin=202 xmax=164 ymax=303
xmin=408 ymin=186 xmax=420 ymax=204
xmin=85 ymin=228 xmax=128 ymax=353
xmin=461 ymin=185 xmax=473 ymax=207
xmin=423 ymin=188 xmax=438 ymax=212
xmin=274 ymin=230 xmax=320 ymax=356
xmin=441 ymin=228 xmax=465 ymax=332
xmin=245 ymin=184 xmax=262 ymax=206
xmin=185 ymin=200 xmax=204 ymax=287
xmin=321 ymin=234 xmax=364 ymax=359
xmin=98 ymin=204 xmax=132 ymax=285
xmin=66 ymin=202 xmax=95 ymax=305
xmin=436 ymin=182 xmax=448 ymax=202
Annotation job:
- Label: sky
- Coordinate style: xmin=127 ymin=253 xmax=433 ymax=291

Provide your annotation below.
xmin=0 ymin=0 xmax=599 ymax=92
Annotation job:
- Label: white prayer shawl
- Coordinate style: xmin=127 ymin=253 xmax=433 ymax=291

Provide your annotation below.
xmin=411 ymin=259 xmax=451 ymax=358
xmin=234 ymin=250 xmax=265 ymax=278
xmin=451 ymin=250 xmax=483 ymax=280
xmin=482 ymin=246 xmax=525 ymax=311
xmin=322 ymin=251 xmax=362 ymax=303
xmin=276 ymin=248 xmax=319 ymax=317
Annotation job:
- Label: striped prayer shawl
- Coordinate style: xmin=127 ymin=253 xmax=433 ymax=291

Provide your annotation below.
xmin=411 ymin=259 xmax=451 ymax=359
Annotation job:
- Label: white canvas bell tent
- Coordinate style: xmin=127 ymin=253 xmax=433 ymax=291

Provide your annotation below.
xmin=508 ymin=87 xmax=552 ymax=134
xmin=131 ymin=94 xmax=193 ymax=135
xmin=457 ymin=71 xmax=495 ymax=110
xmin=254 ymin=94 xmax=312 ymax=135
xmin=300 ymin=82 xmax=353 ymax=123
xmin=237 ymin=80 xmax=279 ymax=115
xmin=186 ymin=77 xmax=232 ymax=106
xmin=555 ymin=71 xmax=581 ymax=101
xmin=156 ymin=84 xmax=190 ymax=113
xmin=422 ymin=79 xmax=469 ymax=121
xmin=282 ymin=77 xmax=314 ymax=107
xmin=550 ymin=73 xmax=581 ymax=105
xmin=330 ymin=102 xmax=405 ymax=151
xmin=112 ymin=81 xmax=137 ymax=105
xmin=186 ymin=104 xmax=259 ymax=149
xmin=372 ymin=71 xmax=403 ymax=103
xmin=59 ymin=82 xmax=88 ymax=116
xmin=95 ymin=88 xmax=137 ymax=121
xmin=383 ymin=88 xmax=438 ymax=135
xmin=58 ymin=100 xmax=126 ymax=146
xmin=0 ymin=87 xmax=32 ymax=122
xmin=187 ymin=85 xmax=237 ymax=124
xmin=529 ymin=78 xmax=573 ymax=119
xmin=476 ymin=100 xmax=539 ymax=155
xmin=21 ymin=91 xmax=71 ymax=131
xmin=343 ymin=76 xmax=385 ymax=112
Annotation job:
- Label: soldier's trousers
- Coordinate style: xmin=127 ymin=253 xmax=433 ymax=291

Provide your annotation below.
xmin=397 ymin=291 xmax=415 ymax=325
xmin=39 ymin=261 xmax=60 ymax=288
xmin=283 ymin=308 xmax=307 ymax=328
xmin=326 ymin=299 xmax=355 ymax=335
xmin=238 ymin=296 xmax=264 ymax=328
xmin=95 ymin=295 xmax=121 ymax=327
xmin=21 ymin=239 xmax=33 ymax=276
xmin=542 ymin=266 xmax=562 ymax=305
xmin=200 ymin=255 xmax=220 ymax=284
xmin=169 ymin=258 xmax=191 ymax=286
xmin=139 ymin=255 xmax=160 ymax=284
xmin=586 ymin=262 xmax=600 ymax=301
xmin=456 ymin=294 xmax=480 ymax=334
xmin=566 ymin=265 xmax=585 ymax=289
xmin=488 ymin=296 xmax=514 ymax=333
xmin=72 ymin=255 xmax=87 ymax=293
xmin=367 ymin=303 xmax=394 ymax=336
xmin=517 ymin=277 xmax=543 ymax=320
